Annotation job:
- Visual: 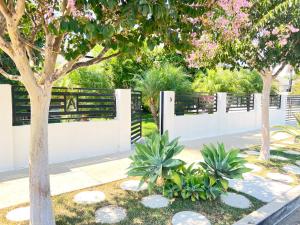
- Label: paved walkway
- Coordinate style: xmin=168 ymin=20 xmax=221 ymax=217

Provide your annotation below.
xmin=0 ymin=129 xmax=290 ymax=209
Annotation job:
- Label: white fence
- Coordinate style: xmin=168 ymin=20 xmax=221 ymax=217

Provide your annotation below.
xmin=160 ymin=92 xmax=288 ymax=141
xmin=0 ymin=85 xmax=131 ymax=172
xmin=0 ymin=84 xmax=290 ymax=173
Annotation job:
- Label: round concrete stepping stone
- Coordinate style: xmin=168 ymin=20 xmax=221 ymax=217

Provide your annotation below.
xmin=172 ymin=211 xmax=211 ymax=225
xmin=270 ymin=155 xmax=288 ymax=161
xmin=285 ymin=150 xmax=300 ymax=155
xmin=73 ymin=191 xmax=105 ymax=204
xmin=245 ymin=150 xmax=260 ymax=156
xmin=221 ymin=192 xmax=251 ymax=209
xmin=120 ymin=180 xmax=147 ymax=192
xmin=141 ymin=195 xmax=169 ymax=208
xmin=245 ymin=163 xmax=262 ymax=172
xmin=266 ymin=172 xmax=293 ymax=183
xmin=283 ymin=165 xmax=300 ymax=175
xmin=6 ymin=206 xmax=30 ymax=222
xmin=295 ymin=161 xmax=300 ymax=166
xmin=95 ymin=205 xmax=126 ymax=224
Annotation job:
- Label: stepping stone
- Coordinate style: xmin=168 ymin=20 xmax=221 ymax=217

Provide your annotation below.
xmin=221 ymin=192 xmax=251 ymax=209
xmin=266 ymin=172 xmax=294 ymax=183
xmin=73 ymin=191 xmax=105 ymax=204
xmin=229 ymin=174 xmax=292 ymax=202
xmin=95 ymin=205 xmax=127 ymax=224
xmin=285 ymin=150 xmax=300 ymax=155
xmin=245 ymin=150 xmax=260 ymax=156
xmin=238 ymin=153 xmax=247 ymax=158
xmin=172 ymin=211 xmax=211 ymax=225
xmin=141 ymin=195 xmax=169 ymax=208
xmin=270 ymin=155 xmax=288 ymax=161
xmin=120 ymin=180 xmax=147 ymax=192
xmin=283 ymin=165 xmax=300 ymax=175
xmin=245 ymin=163 xmax=262 ymax=173
xmin=296 ymin=161 xmax=300 ymax=166
xmin=6 ymin=206 xmax=30 ymax=222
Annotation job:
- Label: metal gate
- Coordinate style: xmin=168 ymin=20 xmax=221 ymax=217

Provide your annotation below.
xmin=286 ymin=95 xmax=300 ymax=122
xmin=131 ymin=90 xmax=142 ymax=143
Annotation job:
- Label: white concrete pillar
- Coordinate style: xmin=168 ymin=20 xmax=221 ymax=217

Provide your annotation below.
xmin=159 ymin=91 xmax=175 ymax=139
xmin=280 ymin=92 xmax=288 ymax=125
xmin=0 ymin=84 xmax=14 ymax=171
xmin=115 ymin=89 xmax=131 ymax=152
xmin=216 ymin=92 xmax=227 ymax=135
xmin=254 ymin=93 xmax=262 ymax=129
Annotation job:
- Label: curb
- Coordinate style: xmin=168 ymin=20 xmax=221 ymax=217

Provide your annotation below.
xmin=233 ymin=185 xmax=300 ymax=225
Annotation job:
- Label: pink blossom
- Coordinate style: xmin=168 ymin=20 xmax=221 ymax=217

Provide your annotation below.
xmin=187 ymin=17 xmax=201 ymax=25
xmin=287 ymin=24 xmax=299 ymax=33
xmin=44 ymin=7 xmax=54 ymax=23
xmin=67 ymin=0 xmax=78 ymax=17
xmin=279 ymin=38 xmax=288 ymax=47
xmin=261 ymin=29 xmax=270 ymax=36
xmin=216 ymin=17 xmax=230 ymax=28
xmin=272 ymin=27 xmax=279 ymax=35
xmin=85 ymin=12 xmax=94 ymax=21
xmin=266 ymin=41 xmax=273 ymax=47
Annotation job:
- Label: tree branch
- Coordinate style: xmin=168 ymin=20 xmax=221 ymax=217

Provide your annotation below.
xmin=49 ymin=55 xmax=82 ymax=83
xmin=51 ymin=48 xmax=121 ymax=83
xmin=67 ymin=49 xmax=121 ymax=74
xmin=273 ymin=62 xmax=286 ymax=78
xmin=0 ymin=67 xmax=20 ymax=81
xmin=0 ymin=0 xmax=11 ymax=18
xmin=0 ymin=35 xmax=14 ymax=57
xmin=14 ymin=0 xmax=25 ymax=23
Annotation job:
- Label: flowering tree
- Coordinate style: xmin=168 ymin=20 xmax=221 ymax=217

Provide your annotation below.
xmin=186 ymin=0 xmax=300 ymax=160
xmin=0 ymin=1 xmax=229 ymax=224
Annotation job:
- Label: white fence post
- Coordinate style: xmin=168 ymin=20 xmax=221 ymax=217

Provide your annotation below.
xmin=160 ymin=91 xmax=175 ymax=139
xmin=254 ymin=93 xmax=262 ymax=129
xmin=280 ymin=92 xmax=288 ymax=125
xmin=0 ymin=84 xmax=14 ymax=171
xmin=216 ymin=92 xmax=227 ymax=135
xmin=115 ymin=89 xmax=131 ymax=152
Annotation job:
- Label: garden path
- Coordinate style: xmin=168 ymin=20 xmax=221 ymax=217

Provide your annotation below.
xmin=0 ymin=129 xmax=291 ymax=209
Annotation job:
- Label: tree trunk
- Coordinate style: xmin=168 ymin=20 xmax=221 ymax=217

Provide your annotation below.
xmin=259 ymin=72 xmax=272 ymax=161
xmin=149 ymin=98 xmax=159 ymax=128
xmin=28 ymin=86 xmax=55 ymax=225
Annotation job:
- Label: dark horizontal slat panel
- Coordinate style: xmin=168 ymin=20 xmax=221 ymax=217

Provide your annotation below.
xmin=175 ymin=92 xmax=217 ymax=116
xmin=12 ymin=85 xmax=116 ymax=126
xmin=77 ymin=104 xmax=115 ymax=109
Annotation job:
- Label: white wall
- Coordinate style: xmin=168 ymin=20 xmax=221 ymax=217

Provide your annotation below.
xmin=161 ymin=92 xmax=287 ymax=141
xmin=0 ymin=86 xmax=131 ymax=172
xmin=0 ymin=85 xmax=14 ymax=171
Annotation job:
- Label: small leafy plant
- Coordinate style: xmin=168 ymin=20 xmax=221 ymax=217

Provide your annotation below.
xmin=128 ymin=131 xmax=184 ymax=192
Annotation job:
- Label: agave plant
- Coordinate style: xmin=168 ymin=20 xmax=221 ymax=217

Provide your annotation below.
xmin=199 ymin=143 xmax=250 ymax=180
xmin=128 ymin=131 xmax=184 ymax=192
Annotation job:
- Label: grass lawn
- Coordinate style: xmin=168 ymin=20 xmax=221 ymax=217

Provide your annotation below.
xmin=0 ymin=178 xmax=263 ymax=225
xmin=1 ymin=145 xmax=299 ymax=225
xmin=240 ymin=146 xmax=300 ymax=185
xmin=142 ymin=118 xmax=157 ymax=137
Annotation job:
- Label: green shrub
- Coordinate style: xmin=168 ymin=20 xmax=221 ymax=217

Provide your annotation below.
xmin=128 ymin=134 xmax=249 ymax=202
xmin=162 ymin=164 xmax=224 ymax=201
xmin=200 ymin=143 xmax=250 ymax=179
xmin=127 ymin=131 xmax=184 ymax=192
